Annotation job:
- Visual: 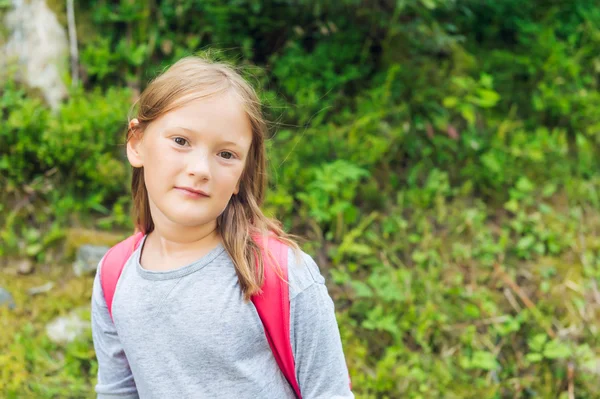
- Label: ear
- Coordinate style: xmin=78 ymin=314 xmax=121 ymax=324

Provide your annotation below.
xmin=126 ymin=118 xmax=144 ymax=168
xmin=233 ymin=180 xmax=240 ymax=195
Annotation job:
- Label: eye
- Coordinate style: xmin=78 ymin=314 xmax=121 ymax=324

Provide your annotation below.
xmin=219 ymin=151 xmax=235 ymax=160
xmin=173 ymin=137 xmax=188 ymax=146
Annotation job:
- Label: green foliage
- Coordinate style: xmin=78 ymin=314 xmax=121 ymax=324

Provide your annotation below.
xmin=0 ymin=80 xmax=133 ymax=257
xmin=2 ymin=0 xmax=600 ymax=397
xmin=0 ymin=272 xmax=96 ymax=398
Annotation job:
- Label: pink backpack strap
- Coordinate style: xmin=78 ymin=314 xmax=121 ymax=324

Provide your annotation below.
xmin=251 ymin=235 xmax=302 ymax=399
xmin=100 ymin=232 xmax=144 ymax=319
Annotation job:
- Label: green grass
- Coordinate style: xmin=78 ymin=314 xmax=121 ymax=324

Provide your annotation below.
xmin=0 ymin=262 xmax=96 ymax=398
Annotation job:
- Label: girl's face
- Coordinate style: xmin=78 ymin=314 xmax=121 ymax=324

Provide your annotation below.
xmin=127 ymin=92 xmax=253 ymax=231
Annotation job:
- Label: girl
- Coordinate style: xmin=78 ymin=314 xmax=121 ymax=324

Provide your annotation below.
xmin=91 ymin=57 xmax=353 ymax=399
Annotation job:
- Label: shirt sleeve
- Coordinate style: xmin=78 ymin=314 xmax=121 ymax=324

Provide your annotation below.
xmin=91 ymin=260 xmax=140 ymax=399
xmin=290 ymin=257 xmax=354 ymax=399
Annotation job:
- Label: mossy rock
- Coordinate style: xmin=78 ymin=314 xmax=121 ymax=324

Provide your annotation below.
xmin=63 ymin=228 xmax=129 ymax=260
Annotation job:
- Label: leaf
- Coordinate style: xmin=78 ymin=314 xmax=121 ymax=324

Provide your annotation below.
xmin=412 ymin=251 xmax=427 ymax=264
xmin=481 ymin=151 xmax=502 ymax=174
xmin=351 ymin=281 xmax=373 ymax=298
xmin=515 ymin=177 xmax=535 ymax=192
xmin=420 ymin=0 xmax=437 ymax=10
xmin=542 ymin=183 xmax=558 ymax=198
xmin=469 ymin=351 xmax=498 ymax=371
xmin=517 ymin=235 xmax=536 ymax=251
xmin=504 ymin=199 xmax=519 ymax=213
xmin=543 ymin=340 xmax=572 ymax=359
xmin=526 ymin=353 xmax=543 ymax=363
xmin=460 ymin=105 xmax=476 ymax=125
xmin=528 ymin=333 xmax=548 ymax=352
xmin=362 ymin=307 xmax=399 ymax=336
xmin=464 ymin=303 xmax=480 ymax=318
xmin=475 ymin=88 xmax=500 ymax=108
xmin=480 ymin=73 xmax=494 ymax=88
xmin=25 ymin=243 xmax=43 ymax=257
xmin=443 ymin=96 xmax=458 ymax=108
xmin=345 ymin=243 xmax=373 ymax=256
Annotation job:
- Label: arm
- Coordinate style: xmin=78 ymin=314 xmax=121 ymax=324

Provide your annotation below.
xmin=91 ymin=260 xmax=139 ymax=399
xmin=290 ymin=258 xmax=354 ymax=399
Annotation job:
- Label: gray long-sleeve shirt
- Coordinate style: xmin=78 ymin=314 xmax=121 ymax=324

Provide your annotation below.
xmin=91 ymin=236 xmax=353 ymax=399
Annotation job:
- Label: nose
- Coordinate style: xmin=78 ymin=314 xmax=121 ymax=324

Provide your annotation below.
xmin=186 ymin=150 xmax=211 ymax=181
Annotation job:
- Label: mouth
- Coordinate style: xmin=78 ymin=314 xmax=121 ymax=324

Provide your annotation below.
xmin=175 ymin=187 xmax=210 ymax=198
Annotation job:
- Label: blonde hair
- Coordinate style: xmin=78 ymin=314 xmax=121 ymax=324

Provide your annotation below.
xmin=127 ymin=56 xmax=299 ymax=300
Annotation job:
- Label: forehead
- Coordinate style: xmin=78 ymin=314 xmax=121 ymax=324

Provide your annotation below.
xmin=152 ymin=91 xmax=253 ymax=147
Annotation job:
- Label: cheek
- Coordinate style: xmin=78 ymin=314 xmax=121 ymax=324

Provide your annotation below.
xmin=143 ymin=144 xmax=181 ymax=190
xmin=214 ymin=166 xmax=244 ymax=191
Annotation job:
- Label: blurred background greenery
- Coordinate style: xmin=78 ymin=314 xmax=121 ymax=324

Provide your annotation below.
xmin=1 ymin=0 xmax=600 ymax=397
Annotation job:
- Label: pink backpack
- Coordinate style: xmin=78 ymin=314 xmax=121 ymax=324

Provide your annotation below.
xmin=100 ymin=232 xmax=302 ymax=398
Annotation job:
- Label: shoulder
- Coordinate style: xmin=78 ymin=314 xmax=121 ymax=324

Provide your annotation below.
xmin=101 ymin=233 xmax=145 ymax=273
xmin=94 ymin=233 xmax=144 ymax=301
xmin=286 ymin=247 xmax=326 ymax=300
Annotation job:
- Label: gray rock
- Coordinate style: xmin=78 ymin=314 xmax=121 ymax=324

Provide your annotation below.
xmin=2 ymin=0 xmax=69 ymax=110
xmin=27 ymin=281 xmax=54 ymax=296
xmin=17 ymin=259 xmax=34 ymax=275
xmin=0 ymin=287 xmax=16 ymax=309
xmin=46 ymin=308 xmax=90 ymax=344
xmin=73 ymin=245 xmax=109 ymax=276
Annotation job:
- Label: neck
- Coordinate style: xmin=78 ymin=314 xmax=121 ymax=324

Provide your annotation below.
xmin=152 ymin=223 xmax=219 ymax=255
xmin=146 ymin=212 xmax=221 ymax=261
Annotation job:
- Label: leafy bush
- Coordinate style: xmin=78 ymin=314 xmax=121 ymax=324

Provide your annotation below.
xmin=2 ymin=0 xmax=600 ymax=397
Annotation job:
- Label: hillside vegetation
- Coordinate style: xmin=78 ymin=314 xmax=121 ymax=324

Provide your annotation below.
xmin=1 ymin=1 xmax=600 ymax=397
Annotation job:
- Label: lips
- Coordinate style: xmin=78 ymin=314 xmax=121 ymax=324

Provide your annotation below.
xmin=175 ymin=187 xmax=210 ymax=197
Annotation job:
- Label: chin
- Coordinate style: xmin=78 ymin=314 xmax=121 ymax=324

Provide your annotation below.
xmin=167 ymin=212 xmax=217 ymax=228
xmin=150 ymin=198 xmax=220 ymax=228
